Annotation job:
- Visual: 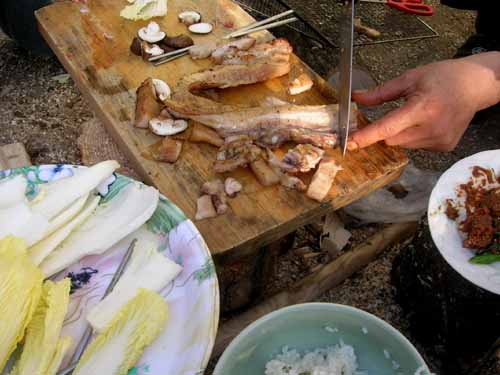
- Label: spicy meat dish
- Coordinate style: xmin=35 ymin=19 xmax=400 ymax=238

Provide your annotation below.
xmin=445 ymin=166 xmax=500 ymax=262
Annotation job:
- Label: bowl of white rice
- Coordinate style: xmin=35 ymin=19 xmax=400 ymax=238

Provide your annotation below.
xmin=214 ymin=303 xmax=431 ymax=375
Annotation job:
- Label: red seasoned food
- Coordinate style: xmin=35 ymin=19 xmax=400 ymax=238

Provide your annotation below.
xmin=446 ymin=166 xmax=500 ymax=255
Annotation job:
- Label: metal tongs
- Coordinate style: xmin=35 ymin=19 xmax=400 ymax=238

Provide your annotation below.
xmin=56 ymin=239 xmax=137 ymax=375
xmin=149 ymin=9 xmax=298 ymax=66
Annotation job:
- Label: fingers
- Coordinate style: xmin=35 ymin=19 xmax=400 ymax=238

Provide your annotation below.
xmin=383 ymin=125 xmax=425 ymax=146
xmin=352 ymin=71 xmax=416 ymax=106
xmin=349 ymin=98 xmax=423 ymax=149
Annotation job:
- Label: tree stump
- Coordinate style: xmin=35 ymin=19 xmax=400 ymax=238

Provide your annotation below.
xmin=392 ymin=220 xmax=500 ymax=374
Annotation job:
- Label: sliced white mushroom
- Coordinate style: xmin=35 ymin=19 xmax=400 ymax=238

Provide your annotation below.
xmin=138 ymin=21 xmax=166 ymax=43
xmin=152 ymin=79 xmax=171 ymax=101
xmin=188 ymin=22 xmax=213 ymax=34
xmin=149 ymin=117 xmax=188 ymax=136
xmin=144 ymin=44 xmax=164 ymax=57
xmin=178 ymin=11 xmax=201 ymax=26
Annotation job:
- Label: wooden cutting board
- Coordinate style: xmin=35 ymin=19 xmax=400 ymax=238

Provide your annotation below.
xmin=36 ymin=0 xmax=407 ymax=259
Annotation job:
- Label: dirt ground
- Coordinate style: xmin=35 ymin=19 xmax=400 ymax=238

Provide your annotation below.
xmin=1 ymin=1 xmax=499 ymax=374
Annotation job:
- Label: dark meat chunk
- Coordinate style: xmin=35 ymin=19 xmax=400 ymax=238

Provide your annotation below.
xmin=486 ymin=187 xmax=500 ymax=217
xmin=463 ymin=208 xmax=494 ymax=249
xmin=445 ymin=199 xmax=459 ymax=220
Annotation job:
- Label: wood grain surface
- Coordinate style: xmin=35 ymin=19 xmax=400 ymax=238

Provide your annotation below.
xmin=36 ymin=0 xmax=407 ymax=257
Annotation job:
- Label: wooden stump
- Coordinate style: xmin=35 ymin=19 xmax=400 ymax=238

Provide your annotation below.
xmin=216 ymin=232 xmax=296 ymax=314
xmin=392 ymin=220 xmax=500 ymax=374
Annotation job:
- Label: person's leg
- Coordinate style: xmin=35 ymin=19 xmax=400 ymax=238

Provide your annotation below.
xmin=0 ymin=0 xmax=52 ymax=55
xmin=441 ymin=1 xmax=500 ymax=57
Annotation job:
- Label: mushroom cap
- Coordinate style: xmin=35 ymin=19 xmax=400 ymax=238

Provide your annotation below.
xmin=178 ymin=10 xmax=201 ymax=25
xmin=188 ymin=22 xmax=213 ymax=34
xmin=152 ymin=79 xmax=171 ymax=101
xmin=149 ymin=118 xmax=188 ymax=136
xmin=138 ymin=21 xmax=166 ymax=43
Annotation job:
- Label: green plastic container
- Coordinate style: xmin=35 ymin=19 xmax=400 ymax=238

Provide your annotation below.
xmin=214 ymin=303 xmax=430 ymax=375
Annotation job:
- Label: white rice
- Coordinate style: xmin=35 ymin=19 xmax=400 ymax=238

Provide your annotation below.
xmin=383 ymin=349 xmax=391 ymax=359
xmin=264 ymin=344 xmax=364 ymax=375
xmin=324 ymin=326 xmax=339 ymax=333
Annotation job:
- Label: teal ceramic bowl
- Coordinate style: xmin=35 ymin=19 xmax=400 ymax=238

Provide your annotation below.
xmin=214 ymin=303 xmax=430 ymax=375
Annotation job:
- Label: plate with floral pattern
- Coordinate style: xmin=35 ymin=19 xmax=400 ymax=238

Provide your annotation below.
xmin=0 ymin=164 xmax=219 ymax=375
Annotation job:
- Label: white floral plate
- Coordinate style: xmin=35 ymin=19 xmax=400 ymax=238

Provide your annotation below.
xmin=0 ymin=164 xmax=219 ymax=375
xmin=428 ymin=150 xmax=500 ymax=295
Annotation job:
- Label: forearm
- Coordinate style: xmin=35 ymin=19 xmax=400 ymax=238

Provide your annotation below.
xmin=461 ymin=51 xmax=500 ymax=111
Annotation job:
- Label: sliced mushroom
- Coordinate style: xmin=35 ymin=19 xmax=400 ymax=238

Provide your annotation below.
xmin=195 ymin=195 xmax=217 ymax=221
xmin=138 ymin=21 xmax=166 ymax=43
xmin=149 ymin=117 xmax=188 ymax=136
xmin=130 ymin=37 xmax=142 ymax=56
xmin=144 ymin=43 xmax=164 ymax=56
xmin=178 ymin=11 xmax=201 ymax=26
xmin=225 ymin=177 xmax=242 ymax=198
xmin=188 ymin=22 xmax=213 ymax=34
xmin=152 ymin=79 xmax=171 ymax=101
xmin=134 ymin=78 xmax=162 ymax=129
xmin=163 ymin=35 xmax=194 ymax=49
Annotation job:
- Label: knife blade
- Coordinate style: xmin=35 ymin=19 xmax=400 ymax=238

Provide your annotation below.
xmin=337 ymin=0 xmax=355 ymax=156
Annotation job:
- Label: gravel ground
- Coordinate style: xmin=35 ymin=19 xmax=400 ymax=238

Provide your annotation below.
xmin=0 ymin=1 xmax=498 ymax=374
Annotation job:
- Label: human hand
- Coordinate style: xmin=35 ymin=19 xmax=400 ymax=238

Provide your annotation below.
xmin=349 ymin=52 xmax=500 ymax=151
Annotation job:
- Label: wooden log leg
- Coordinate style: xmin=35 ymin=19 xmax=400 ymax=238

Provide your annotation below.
xmin=253 ymin=231 xmax=296 ymax=300
xmin=212 ymin=222 xmax=417 ymax=359
xmin=216 ymin=231 xmax=296 ymax=314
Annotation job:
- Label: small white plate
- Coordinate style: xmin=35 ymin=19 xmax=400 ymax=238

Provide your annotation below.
xmin=428 ymin=150 xmax=500 ymax=295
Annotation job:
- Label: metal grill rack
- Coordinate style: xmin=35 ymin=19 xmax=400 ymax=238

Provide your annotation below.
xmin=233 ymin=0 xmax=438 ymax=48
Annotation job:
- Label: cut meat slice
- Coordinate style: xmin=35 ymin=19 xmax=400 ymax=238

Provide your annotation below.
xmin=250 ymin=158 xmax=280 ymax=187
xmin=306 ymin=157 xmax=342 ymax=202
xmin=190 ymin=123 xmax=224 ymax=147
xmin=134 ymin=78 xmax=161 ymax=129
xmin=288 ymin=72 xmax=314 ymax=95
xmin=213 ymin=137 xmax=262 ymax=173
xmin=189 ymin=40 xmax=217 ymax=60
xmin=218 ymin=38 xmax=292 ymax=66
xmin=211 ymin=36 xmax=256 ymax=64
xmin=266 ymin=149 xmax=307 ymax=191
xmin=195 ymin=195 xmax=217 ymax=220
xmin=280 ymin=144 xmax=325 ymax=173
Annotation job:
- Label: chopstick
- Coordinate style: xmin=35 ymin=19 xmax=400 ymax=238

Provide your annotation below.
xmin=149 ymin=45 xmax=191 ymax=62
xmin=152 ymin=51 xmax=189 ymax=66
xmin=56 ymin=239 xmax=137 ymax=375
xmin=227 ymin=17 xmax=298 ymax=39
xmin=150 ymin=9 xmax=297 ymax=66
xmin=223 ymin=9 xmax=294 ymax=39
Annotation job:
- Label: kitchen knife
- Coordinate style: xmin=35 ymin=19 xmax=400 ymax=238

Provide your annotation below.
xmin=337 ymin=0 xmax=355 ymax=156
